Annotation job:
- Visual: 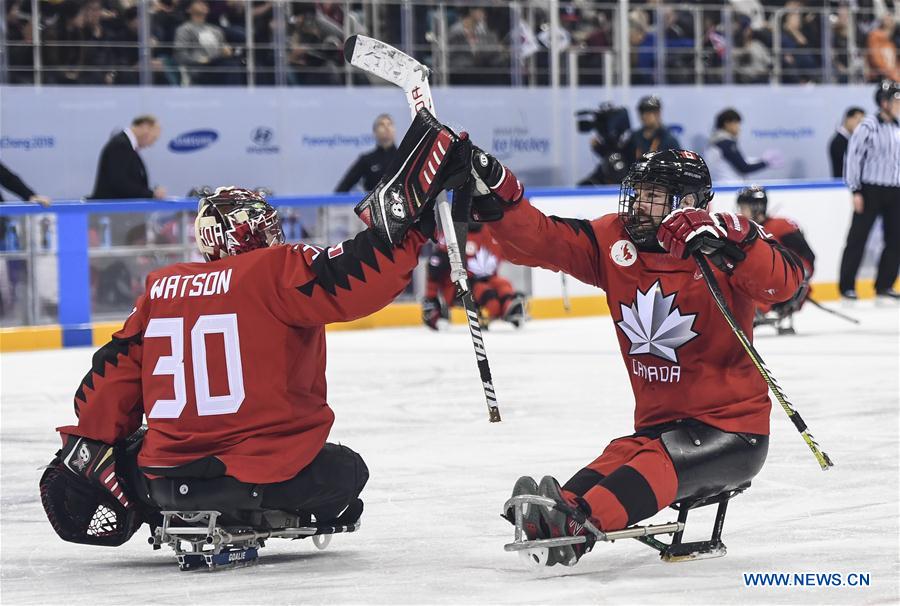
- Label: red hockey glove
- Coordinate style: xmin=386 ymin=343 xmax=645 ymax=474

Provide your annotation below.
xmin=657 ymin=208 xmax=723 ymax=259
xmin=355 ymin=108 xmax=470 ymax=247
xmin=57 ymin=433 xmax=133 ymax=509
xmin=468 ymin=146 xmax=524 ymax=222
xmin=658 ymin=209 xmax=761 ymax=273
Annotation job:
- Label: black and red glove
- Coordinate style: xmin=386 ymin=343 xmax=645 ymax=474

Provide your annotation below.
xmin=657 ymin=209 xmax=761 ymax=273
xmin=468 ymin=146 xmax=524 ymax=222
xmin=57 ymin=433 xmax=132 ymax=509
xmin=355 ymin=108 xmax=470 ymax=246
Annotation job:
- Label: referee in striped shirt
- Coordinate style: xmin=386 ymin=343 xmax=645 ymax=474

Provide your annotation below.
xmin=839 ymin=80 xmax=900 ymax=301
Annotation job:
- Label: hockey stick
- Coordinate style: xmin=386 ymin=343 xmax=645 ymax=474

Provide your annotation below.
xmin=693 ymin=254 xmax=834 ymax=470
xmin=560 ymin=273 xmax=571 ymax=313
xmin=807 ymin=297 xmax=860 ymax=325
xmin=344 ymin=35 xmax=502 ymax=423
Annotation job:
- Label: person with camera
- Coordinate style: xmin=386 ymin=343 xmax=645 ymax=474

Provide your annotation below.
xmin=619 ymin=96 xmax=681 ymax=170
xmin=577 ymin=104 xmax=632 ymax=186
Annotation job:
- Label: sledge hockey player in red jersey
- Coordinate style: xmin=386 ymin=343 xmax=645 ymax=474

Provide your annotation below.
xmin=454 ymin=146 xmax=804 ymax=566
xmin=735 ymin=185 xmax=816 ymax=334
xmin=39 ymin=109 xmax=470 ymax=550
xmin=422 ymin=223 xmax=526 ymax=329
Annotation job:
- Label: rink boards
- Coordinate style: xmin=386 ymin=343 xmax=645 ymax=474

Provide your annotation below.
xmin=0 ymin=181 xmax=892 ymax=352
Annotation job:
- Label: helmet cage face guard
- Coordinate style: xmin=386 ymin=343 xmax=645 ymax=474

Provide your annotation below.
xmin=195 ymin=189 xmax=284 ymax=261
xmin=618 ymin=176 xmax=708 ymax=248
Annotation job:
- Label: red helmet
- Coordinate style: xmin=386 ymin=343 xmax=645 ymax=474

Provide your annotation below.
xmin=195 ymin=186 xmax=284 ymax=261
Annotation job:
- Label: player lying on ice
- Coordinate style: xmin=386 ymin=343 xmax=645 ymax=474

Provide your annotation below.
xmin=39 ymin=109 xmax=470 ymax=548
xmin=448 ymin=145 xmax=806 ymax=566
xmin=735 ymin=185 xmax=816 ymax=334
xmin=422 ymin=222 xmax=527 ymax=330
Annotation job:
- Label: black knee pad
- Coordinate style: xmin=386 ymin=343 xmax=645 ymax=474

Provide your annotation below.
xmin=660 ymin=422 xmax=768 ymax=503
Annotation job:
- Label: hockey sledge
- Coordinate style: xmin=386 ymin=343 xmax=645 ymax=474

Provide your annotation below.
xmin=149 ymin=509 xmax=359 ymax=571
xmin=503 ymin=484 xmax=748 ymax=566
xmin=754 ymin=310 xmax=796 ymax=335
xmin=142 ymin=462 xmax=362 ymax=571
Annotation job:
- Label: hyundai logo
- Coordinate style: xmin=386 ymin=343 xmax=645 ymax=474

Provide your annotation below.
xmin=251 ymin=127 xmax=274 ymax=145
xmin=169 ymin=129 xmax=219 ymax=153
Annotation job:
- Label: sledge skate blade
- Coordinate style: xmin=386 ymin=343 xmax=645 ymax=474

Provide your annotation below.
xmin=178 ymin=547 xmax=260 ymax=572
xmin=661 ymin=544 xmax=727 ymax=563
xmin=504 ymin=536 xmax=589 ymax=552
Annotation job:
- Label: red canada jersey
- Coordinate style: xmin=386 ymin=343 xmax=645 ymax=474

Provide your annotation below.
xmin=490 ymin=201 xmax=804 ymax=435
xmin=59 ymin=229 xmax=426 ymax=484
xmin=762 ymin=216 xmax=815 ymax=279
xmin=464 ymin=226 xmax=505 ymax=279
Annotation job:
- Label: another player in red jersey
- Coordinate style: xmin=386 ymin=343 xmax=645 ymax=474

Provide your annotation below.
xmin=422 ymin=223 xmax=526 ymax=329
xmin=735 ymin=185 xmax=815 ymax=333
xmin=39 ymin=110 xmax=469 ymax=548
xmin=456 ymin=146 xmax=804 ymax=566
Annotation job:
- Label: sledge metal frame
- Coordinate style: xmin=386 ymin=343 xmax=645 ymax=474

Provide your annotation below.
xmin=503 ymin=486 xmax=747 ymax=563
xmin=754 ymin=311 xmax=796 ymax=335
xmin=149 ymin=510 xmax=360 ymax=571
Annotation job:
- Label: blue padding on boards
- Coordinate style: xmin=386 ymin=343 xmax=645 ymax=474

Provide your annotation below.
xmin=57 ymin=213 xmax=91 ymax=333
xmin=62 ymin=326 xmax=94 ymax=348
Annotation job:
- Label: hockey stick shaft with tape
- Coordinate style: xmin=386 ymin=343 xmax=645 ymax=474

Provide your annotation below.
xmin=560 ymin=273 xmax=571 ymax=313
xmin=344 ymin=35 xmax=501 ymax=422
xmin=694 ymin=254 xmax=833 ymax=470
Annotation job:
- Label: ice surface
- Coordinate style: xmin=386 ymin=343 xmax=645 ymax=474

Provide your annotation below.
xmin=2 ymin=303 xmax=898 ymax=605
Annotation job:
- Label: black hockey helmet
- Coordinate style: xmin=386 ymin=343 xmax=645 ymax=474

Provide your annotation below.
xmin=618 ymin=149 xmax=714 ymax=249
xmin=195 ymin=186 xmax=284 ymax=261
xmin=736 ymin=185 xmax=768 ymax=222
xmin=875 ymin=79 xmax=900 ymax=106
xmin=637 ymin=95 xmax=662 ymax=114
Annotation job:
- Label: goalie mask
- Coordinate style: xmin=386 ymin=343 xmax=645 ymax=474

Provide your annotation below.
xmin=618 ymin=149 xmax=714 ymax=250
xmin=195 ymin=187 xmax=284 ymax=261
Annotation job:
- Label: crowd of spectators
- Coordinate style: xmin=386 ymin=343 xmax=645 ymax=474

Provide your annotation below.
xmin=3 ymin=0 xmax=899 ymax=86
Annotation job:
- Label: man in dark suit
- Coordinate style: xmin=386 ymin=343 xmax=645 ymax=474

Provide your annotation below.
xmin=828 ymin=107 xmax=865 ymax=178
xmin=91 ymin=115 xmax=166 ymax=200
xmin=1 ymin=162 xmax=51 ymax=206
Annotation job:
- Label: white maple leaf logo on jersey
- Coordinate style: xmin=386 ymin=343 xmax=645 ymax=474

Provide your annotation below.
xmin=467 ymin=247 xmax=498 ymax=279
xmin=616 ymin=281 xmax=698 ymax=363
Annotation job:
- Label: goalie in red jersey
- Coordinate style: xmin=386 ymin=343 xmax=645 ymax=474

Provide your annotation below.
xmin=422 ymin=223 xmax=526 ymax=329
xmin=39 ymin=110 xmax=470 ymax=548
xmin=452 ymin=144 xmax=805 ymax=566
xmin=735 ymin=185 xmax=816 ymax=334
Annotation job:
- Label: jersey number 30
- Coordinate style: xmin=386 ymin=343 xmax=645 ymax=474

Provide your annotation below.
xmin=145 ymin=314 xmax=245 ymax=418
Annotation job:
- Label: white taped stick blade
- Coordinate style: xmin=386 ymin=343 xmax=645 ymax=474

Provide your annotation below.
xmin=343 ymin=35 xmax=434 ymax=118
xmin=344 ymin=35 xmax=426 ymax=85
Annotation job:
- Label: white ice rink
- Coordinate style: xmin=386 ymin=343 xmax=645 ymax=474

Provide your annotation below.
xmin=2 ymin=303 xmax=898 ymax=605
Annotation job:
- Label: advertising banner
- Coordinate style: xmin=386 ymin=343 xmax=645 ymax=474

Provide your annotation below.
xmin=1 ymin=85 xmax=869 ymax=200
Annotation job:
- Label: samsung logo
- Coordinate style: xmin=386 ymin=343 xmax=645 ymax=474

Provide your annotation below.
xmin=168 ymin=129 xmax=219 ymax=153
